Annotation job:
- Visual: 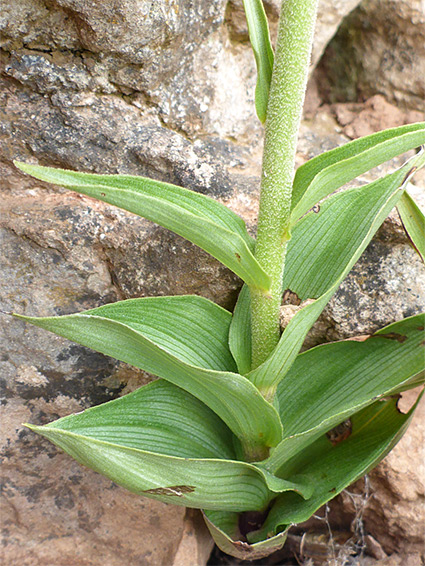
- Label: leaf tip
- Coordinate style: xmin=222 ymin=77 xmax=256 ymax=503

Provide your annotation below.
xmin=23 ymin=422 xmax=43 ymax=433
xmin=13 ymin=160 xmax=31 ymax=174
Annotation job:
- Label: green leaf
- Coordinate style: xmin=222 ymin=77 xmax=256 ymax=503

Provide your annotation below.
xmin=247 ymin=151 xmax=425 ymax=394
xmin=37 ymin=379 xmax=237 ymax=459
xmin=15 ymin=295 xmax=283 ymax=452
xmin=397 ymin=189 xmax=425 ymax=261
xmin=291 ymin=122 xmax=425 ymax=224
xmin=26 ymin=380 xmax=311 ymax=512
xmin=14 ymin=162 xmax=271 ymax=292
xmin=251 ymin=395 xmax=422 ymax=542
xmin=243 ymin=0 xmax=274 ymax=123
xmin=229 ymin=284 xmax=252 ymax=375
xmin=265 ymin=314 xmax=425 ymax=474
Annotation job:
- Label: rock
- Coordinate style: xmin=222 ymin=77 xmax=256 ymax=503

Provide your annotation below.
xmin=331 ymin=94 xmax=424 ymax=139
xmin=363 ymin=554 xmax=424 ymax=566
xmin=320 ymin=232 xmax=425 ymax=341
xmin=1 ymin=397 xmax=186 ymax=566
xmin=172 ymin=510 xmax=215 ymax=566
xmin=1 ymin=0 xmax=364 ymax=152
xmin=1 ymin=191 xmax=241 ymax=384
xmin=317 ymin=0 xmax=425 ymax=111
xmin=361 ymin=390 xmax=425 ymax=557
xmin=1 ymin=1 xmax=424 ymax=564
xmin=226 ymin=0 xmax=362 ymax=69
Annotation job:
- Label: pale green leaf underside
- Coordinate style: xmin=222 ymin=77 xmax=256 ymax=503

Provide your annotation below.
xmin=27 ymin=380 xmax=310 ymax=511
xmin=247 ymin=152 xmax=425 ymax=391
xmin=265 ymin=314 xmax=425 ymax=473
xmin=243 ymin=0 xmax=274 ymax=123
xmin=397 ymin=189 xmax=425 ymax=261
xmin=291 ymin=122 xmax=425 ymax=223
xmin=14 ymin=162 xmax=271 ymax=292
xmin=252 ymin=397 xmax=420 ymax=542
xmin=27 ymin=426 xmax=270 ymax=512
xmin=15 ymin=295 xmax=282 ymax=450
xmin=40 ymin=379 xmax=236 ymax=460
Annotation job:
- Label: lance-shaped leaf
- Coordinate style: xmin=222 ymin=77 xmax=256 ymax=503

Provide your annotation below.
xmin=27 ymin=380 xmax=310 ymax=512
xmin=397 ymin=189 xmax=425 ymax=261
xmin=247 ymin=151 xmax=425 ymax=394
xmin=15 ymin=295 xmax=282 ymax=452
xmin=264 ymin=314 xmax=425 ymax=474
xmin=243 ymin=0 xmax=274 ymax=123
xmin=14 ymin=162 xmax=271 ymax=292
xmin=250 ymin=396 xmax=422 ymax=543
xmin=290 ymin=122 xmax=425 ymax=224
xmin=229 ymin=284 xmax=252 ymax=375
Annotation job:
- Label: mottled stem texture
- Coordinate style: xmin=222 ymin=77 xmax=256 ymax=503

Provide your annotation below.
xmin=250 ymin=0 xmax=319 ymax=385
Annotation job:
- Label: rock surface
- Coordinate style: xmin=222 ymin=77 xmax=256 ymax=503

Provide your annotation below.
xmin=1 ymin=1 xmax=424 ymax=565
xmin=226 ymin=0 xmax=362 ymax=68
xmin=317 ymin=0 xmax=425 ymax=111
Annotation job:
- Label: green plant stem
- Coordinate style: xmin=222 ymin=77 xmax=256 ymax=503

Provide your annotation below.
xmin=250 ymin=0 xmax=319 ymax=388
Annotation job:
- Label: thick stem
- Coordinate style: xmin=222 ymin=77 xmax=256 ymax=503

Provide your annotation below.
xmin=250 ymin=0 xmax=319 ymax=373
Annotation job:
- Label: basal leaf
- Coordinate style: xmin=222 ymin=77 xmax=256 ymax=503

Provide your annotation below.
xmin=243 ymin=0 xmax=274 ymax=123
xmin=251 ymin=395 xmax=422 ymax=542
xmin=28 ymin=427 xmax=269 ymax=512
xmin=247 ymin=151 xmax=425 ymax=394
xmin=397 ymin=189 xmax=425 ymax=261
xmin=15 ymin=295 xmax=283 ymax=452
xmin=291 ymin=122 xmax=425 ymax=223
xmin=27 ymin=379 xmax=311 ymax=511
xmin=36 ymin=379 xmax=236 ymax=460
xmin=264 ymin=314 xmax=425 ymax=473
xmin=14 ymin=162 xmax=271 ymax=292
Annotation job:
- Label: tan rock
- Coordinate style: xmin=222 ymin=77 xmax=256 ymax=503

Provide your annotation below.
xmin=1 ymin=399 xmax=186 ymax=566
xmin=363 ymin=391 xmax=425 ymax=556
xmin=172 ymin=510 xmax=214 ymax=566
xmin=319 ymin=0 xmax=425 ymax=111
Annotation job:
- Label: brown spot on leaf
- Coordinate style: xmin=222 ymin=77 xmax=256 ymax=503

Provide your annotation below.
xmin=417 ymin=326 xmax=424 ymax=331
xmin=312 ymin=204 xmax=320 ymax=213
xmin=143 ymin=485 xmax=195 ymax=497
xmin=326 ymin=419 xmax=352 ymax=446
xmin=375 ymin=332 xmax=407 ymax=343
xmin=232 ymin=541 xmax=253 ymax=552
xmin=235 ymin=253 xmax=241 ymax=262
xmin=100 ymin=192 xmax=106 ymax=197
